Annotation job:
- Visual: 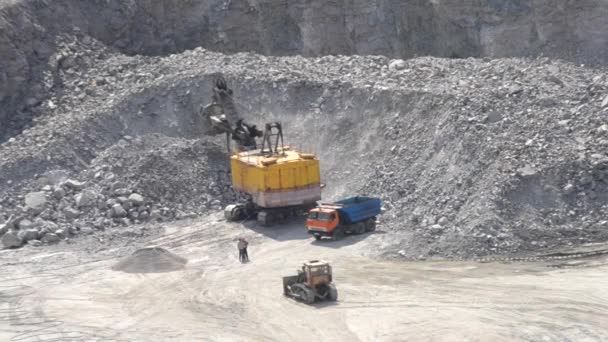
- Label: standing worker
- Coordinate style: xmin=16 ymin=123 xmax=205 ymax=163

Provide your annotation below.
xmin=237 ymin=238 xmax=249 ymax=263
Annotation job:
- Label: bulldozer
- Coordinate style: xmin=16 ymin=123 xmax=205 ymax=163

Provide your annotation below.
xmin=283 ymin=260 xmax=338 ymax=304
xmin=200 ymin=75 xmax=322 ymax=226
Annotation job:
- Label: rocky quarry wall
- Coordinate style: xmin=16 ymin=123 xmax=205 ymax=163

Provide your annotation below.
xmin=2 ymin=0 xmax=608 ymax=141
xmin=1 ymin=0 xmax=608 ymax=258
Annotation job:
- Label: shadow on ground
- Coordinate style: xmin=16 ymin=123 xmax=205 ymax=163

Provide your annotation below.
xmin=241 ymin=217 xmax=311 ymax=241
xmin=310 ymin=230 xmax=387 ymax=249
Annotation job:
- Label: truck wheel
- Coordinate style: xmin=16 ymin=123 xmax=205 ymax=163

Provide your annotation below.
xmin=328 ymin=284 xmax=338 ymax=301
xmin=366 ymin=218 xmax=376 ymax=232
xmin=314 ymin=235 xmax=322 ymax=241
xmin=354 ymin=222 xmax=366 ymax=234
xmin=332 ymin=227 xmax=344 ymax=241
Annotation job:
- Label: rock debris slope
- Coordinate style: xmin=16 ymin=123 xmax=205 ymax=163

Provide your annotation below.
xmin=3 ymin=0 xmax=608 ymax=141
xmin=1 ymin=1 xmax=608 ymax=258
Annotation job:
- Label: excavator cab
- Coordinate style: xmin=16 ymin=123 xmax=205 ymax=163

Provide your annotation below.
xmin=283 ymin=260 xmax=337 ymax=304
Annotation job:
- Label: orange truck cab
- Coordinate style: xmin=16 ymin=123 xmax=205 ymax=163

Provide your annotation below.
xmin=306 ymin=197 xmax=381 ymax=241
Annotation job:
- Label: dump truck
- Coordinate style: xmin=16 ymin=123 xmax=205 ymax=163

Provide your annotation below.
xmin=283 ymin=260 xmax=337 ymax=304
xmin=306 ymin=196 xmax=381 ymax=240
xmin=201 ymin=76 xmax=322 ymax=226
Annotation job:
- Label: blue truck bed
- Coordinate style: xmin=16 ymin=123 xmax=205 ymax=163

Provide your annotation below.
xmin=335 ymin=196 xmax=381 ymax=225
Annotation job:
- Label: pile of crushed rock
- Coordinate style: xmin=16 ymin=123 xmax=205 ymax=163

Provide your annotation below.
xmin=357 ymin=57 xmax=608 ymax=258
xmin=112 ymin=247 xmax=188 ymax=273
xmin=0 ymin=134 xmax=238 ymax=249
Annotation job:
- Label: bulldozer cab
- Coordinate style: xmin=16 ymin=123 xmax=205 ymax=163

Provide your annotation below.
xmin=302 ymin=260 xmax=332 ymax=287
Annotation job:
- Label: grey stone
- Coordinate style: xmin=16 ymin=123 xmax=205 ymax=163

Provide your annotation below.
xmin=55 ymin=229 xmax=66 ymax=239
xmin=28 ymin=240 xmax=43 ymax=247
xmin=53 ymin=186 xmax=66 ymax=199
xmin=114 ymin=188 xmax=131 ymax=196
xmin=80 ymin=226 xmax=95 ymax=235
xmin=17 ymin=219 xmax=35 ymax=230
xmin=128 ymin=193 xmax=145 ymax=206
xmin=110 ymin=181 xmax=126 ymax=190
xmin=63 ymin=179 xmax=86 ymax=190
xmin=39 ymin=209 xmax=58 ymax=221
xmin=75 ymin=189 xmax=97 ymax=208
xmin=429 ymin=224 xmax=445 ymax=234
xmin=563 ymin=183 xmax=576 ymax=194
xmin=517 ymin=165 xmax=538 ymax=178
xmin=25 ymin=192 xmax=47 ymax=213
xmin=63 ymin=207 xmax=81 ymax=219
xmin=116 ymin=196 xmax=129 ymax=204
xmin=42 ymin=233 xmax=60 ymax=243
xmin=150 ymin=209 xmax=163 ymax=221
xmin=67 ymin=226 xmax=79 ymax=235
xmin=388 ymin=59 xmax=406 ymax=71
xmin=129 ymin=210 xmax=139 ymax=220
xmin=45 ymin=170 xmax=69 ymax=185
xmin=111 ymin=204 xmax=128 ymax=218
xmin=18 ymin=229 xmax=39 ymax=242
xmin=437 ymin=216 xmax=449 ymax=226
xmin=602 ymin=94 xmax=608 ymax=108
xmin=93 ymin=218 xmax=105 ymax=229
xmin=139 ymin=211 xmax=150 ymax=220
xmin=106 ymin=198 xmax=118 ymax=207
xmin=2 ymin=231 xmax=23 ymax=248
xmin=177 ymin=212 xmax=197 ymax=220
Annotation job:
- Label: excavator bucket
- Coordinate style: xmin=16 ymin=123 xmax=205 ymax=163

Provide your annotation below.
xmin=199 ymin=75 xmax=260 ymax=152
xmin=200 ymin=102 xmax=230 ymax=136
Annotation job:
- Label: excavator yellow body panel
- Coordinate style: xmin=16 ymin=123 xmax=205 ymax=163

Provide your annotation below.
xmin=230 ymin=147 xmax=321 ymax=208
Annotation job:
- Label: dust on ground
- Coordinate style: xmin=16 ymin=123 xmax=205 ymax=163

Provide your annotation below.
xmin=1 ymin=215 xmax=607 ymax=341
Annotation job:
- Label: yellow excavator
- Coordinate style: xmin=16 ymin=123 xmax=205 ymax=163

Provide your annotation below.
xmin=201 ymin=76 xmax=322 ymax=226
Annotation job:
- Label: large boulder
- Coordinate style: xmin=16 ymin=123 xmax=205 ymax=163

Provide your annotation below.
xmin=46 ymin=170 xmax=70 ymax=185
xmin=0 ymin=222 xmax=9 ymax=236
xmin=114 ymin=188 xmax=131 ymax=197
xmin=63 ymin=207 xmax=81 ymax=219
xmin=28 ymin=240 xmax=43 ymax=247
xmin=18 ymin=229 xmax=39 ymax=242
xmin=1 ymin=231 xmax=23 ymax=248
xmin=40 ymin=220 xmax=59 ymax=233
xmin=53 ymin=186 xmax=66 ymax=199
xmin=42 ymin=233 xmax=60 ymax=243
xmin=75 ymin=189 xmax=98 ymax=208
xmin=388 ymin=59 xmax=406 ymax=71
xmin=63 ymin=179 xmax=85 ymax=191
xmin=111 ymin=204 xmax=128 ymax=218
xmin=0 ymin=215 xmax=17 ymax=236
xmin=25 ymin=192 xmax=47 ymax=214
xmin=128 ymin=193 xmax=145 ymax=206
xmin=17 ymin=219 xmax=35 ymax=230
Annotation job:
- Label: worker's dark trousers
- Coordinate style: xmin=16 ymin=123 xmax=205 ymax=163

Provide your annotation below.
xmin=239 ymin=249 xmax=245 ymax=262
xmin=243 ymin=248 xmax=249 ymax=261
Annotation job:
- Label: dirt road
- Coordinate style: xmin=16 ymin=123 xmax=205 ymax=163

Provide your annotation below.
xmin=1 ymin=214 xmax=607 ymax=341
